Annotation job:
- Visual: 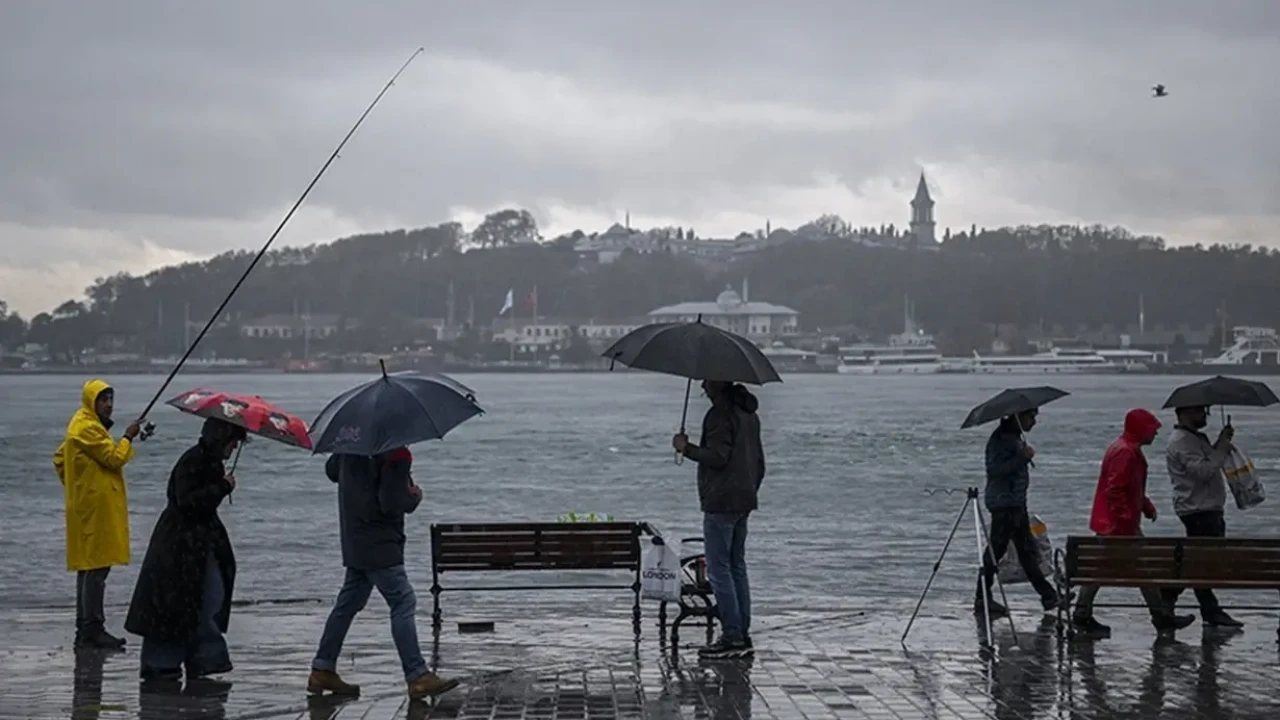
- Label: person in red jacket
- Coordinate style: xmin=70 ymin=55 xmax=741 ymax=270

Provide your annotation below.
xmin=1071 ymin=409 xmax=1196 ymax=635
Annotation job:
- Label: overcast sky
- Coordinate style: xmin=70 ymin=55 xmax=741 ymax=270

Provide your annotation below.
xmin=1 ymin=1 xmax=1277 ymax=316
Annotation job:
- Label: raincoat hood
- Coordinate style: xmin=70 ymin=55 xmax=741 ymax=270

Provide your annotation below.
xmin=81 ymin=378 xmax=113 ymax=428
xmin=200 ymin=417 xmax=247 ymax=448
xmin=1122 ymin=408 xmax=1161 ymax=444
xmin=719 ymin=384 xmax=759 ymax=414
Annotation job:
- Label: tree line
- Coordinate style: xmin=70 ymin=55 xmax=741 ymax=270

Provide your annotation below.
xmin=2 ymin=207 xmax=1278 ymax=362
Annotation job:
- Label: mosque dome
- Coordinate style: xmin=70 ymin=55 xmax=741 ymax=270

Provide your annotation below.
xmin=716 ymin=285 xmax=743 ymax=309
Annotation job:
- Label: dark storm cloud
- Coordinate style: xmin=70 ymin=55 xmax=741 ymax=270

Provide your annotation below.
xmin=0 ymin=0 xmax=1277 ymax=305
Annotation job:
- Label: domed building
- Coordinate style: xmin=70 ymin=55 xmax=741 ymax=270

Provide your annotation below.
xmin=647 ymin=279 xmax=800 ymax=340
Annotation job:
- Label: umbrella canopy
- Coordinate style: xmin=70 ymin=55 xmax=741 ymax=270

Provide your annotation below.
xmin=961 ymin=386 xmax=1070 ymax=429
xmin=1161 ymin=375 xmax=1280 ymax=409
xmin=308 ymin=365 xmax=484 ymax=456
xmin=166 ymin=388 xmax=313 ymax=449
xmin=601 ymin=318 xmax=782 ymax=385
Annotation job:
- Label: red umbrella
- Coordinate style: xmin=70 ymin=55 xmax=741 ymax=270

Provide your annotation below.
xmin=166 ymin=388 xmax=313 ymax=450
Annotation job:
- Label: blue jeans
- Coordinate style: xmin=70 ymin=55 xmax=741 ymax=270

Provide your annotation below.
xmin=312 ymin=565 xmax=428 ymax=682
xmin=703 ymin=512 xmax=751 ymax=642
xmin=141 ymin=552 xmax=231 ymax=676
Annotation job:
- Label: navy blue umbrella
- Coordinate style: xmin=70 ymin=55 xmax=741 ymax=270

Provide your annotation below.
xmin=309 ymin=362 xmax=484 ymax=455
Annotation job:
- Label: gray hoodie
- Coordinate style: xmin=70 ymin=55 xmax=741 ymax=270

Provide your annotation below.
xmin=326 ymin=452 xmax=422 ymax=571
xmin=1165 ymin=426 xmax=1229 ymax=517
xmin=683 ymin=384 xmax=766 ymax=514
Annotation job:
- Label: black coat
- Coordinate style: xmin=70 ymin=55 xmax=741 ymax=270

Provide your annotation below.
xmin=327 ymin=453 xmax=421 ymax=571
xmin=124 ymin=439 xmax=236 ymax=641
xmin=684 ymin=384 xmax=766 ymax=514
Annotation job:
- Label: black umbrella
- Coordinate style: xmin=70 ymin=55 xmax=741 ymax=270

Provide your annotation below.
xmin=960 ymin=386 xmax=1070 ymax=429
xmin=602 ymin=316 xmax=781 ymax=459
xmin=1161 ymin=375 xmax=1280 ymax=410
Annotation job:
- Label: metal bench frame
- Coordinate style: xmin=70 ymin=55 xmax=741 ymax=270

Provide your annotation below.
xmin=651 ymin=535 xmax=718 ymax=646
xmin=429 ymin=521 xmax=645 ymax=635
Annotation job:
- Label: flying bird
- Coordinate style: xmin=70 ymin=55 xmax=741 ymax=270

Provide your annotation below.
xmin=1152 ymin=84 xmax=1168 ymax=98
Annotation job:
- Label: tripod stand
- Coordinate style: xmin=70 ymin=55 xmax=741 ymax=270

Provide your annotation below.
xmin=901 ymin=487 xmax=1018 ymax=648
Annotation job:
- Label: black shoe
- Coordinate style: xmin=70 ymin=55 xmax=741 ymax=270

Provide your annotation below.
xmin=1152 ymin=613 xmax=1197 ymax=632
xmin=1071 ymin=616 xmax=1111 ymax=635
xmin=77 ymin=631 xmax=126 ymax=650
xmin=1203 ymin=611 xmax=1243 ymax=628
xmin=698 ymin=637 xmax=749 ymax=659
xmin=141 ymin=667 xmax=184 ymax=682
xmin=186 ymin=661 xmax=233 ymax=679
xmin=742 ymin=635 xmax=754 ymax=653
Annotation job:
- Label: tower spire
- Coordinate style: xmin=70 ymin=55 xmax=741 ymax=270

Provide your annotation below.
xmin=909 ymin=171 xmax=936 ymax=244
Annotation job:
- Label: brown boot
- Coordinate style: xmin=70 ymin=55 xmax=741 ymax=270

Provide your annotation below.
xmin=407 ymin=672 xmax=460 ymax=699
xmin=307 ymin=669 xmax=361 ymax=696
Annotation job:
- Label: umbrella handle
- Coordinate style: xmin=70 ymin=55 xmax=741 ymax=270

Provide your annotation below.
xmin=226 ymin=444 xmax=243 ymax=505
xmin=675 ymin=378 xmax=692 ymax=465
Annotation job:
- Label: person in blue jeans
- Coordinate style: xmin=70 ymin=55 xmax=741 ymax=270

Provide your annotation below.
xmin=307 ymin=447 xmax=459 ymax=700
xmin=674 ymin=380 xmax=766 ymax=658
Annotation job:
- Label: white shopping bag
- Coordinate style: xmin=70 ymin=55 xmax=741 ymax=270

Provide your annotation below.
xmin=1224 ymin=447 xmax=1265 ymax=510
xmin=997 ymin=513 xmax=1061 ymax=586
xmin=640 ymin=539 xmax=682 ymax=603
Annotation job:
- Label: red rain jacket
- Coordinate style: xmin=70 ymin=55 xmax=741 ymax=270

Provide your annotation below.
xmin=1089 ymin=409 xmax=1162 ymax=536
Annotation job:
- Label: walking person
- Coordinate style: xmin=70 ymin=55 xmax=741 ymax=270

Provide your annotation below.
xmin=1071 ymin=409 xmax=1196 ymax=635
xmin=53 ymin=379 xmax=141 ymax=649
xmin=307 ymin=448 xmax=459 ymax=699
xmin=975 ymin=409 xmax=1062 ymax=616
xmin=125 ymin=418 xmax=245 ymax=680
xmin=673 ymin=380 xmax=766 ymax=659
xmin=1162 ymin=405 xmax=1243 ymax=627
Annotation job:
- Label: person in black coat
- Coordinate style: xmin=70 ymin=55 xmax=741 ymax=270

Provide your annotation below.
xmin=125 ymin=417 xmax=245 ymax=681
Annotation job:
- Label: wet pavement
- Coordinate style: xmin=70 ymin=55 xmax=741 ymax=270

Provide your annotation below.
xmin=2 ymin=598 xmax=1279 ymax=719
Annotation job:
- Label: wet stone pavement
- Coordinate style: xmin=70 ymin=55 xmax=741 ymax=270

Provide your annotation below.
xmin=2 ymin=598 xmax=1279 ymax=719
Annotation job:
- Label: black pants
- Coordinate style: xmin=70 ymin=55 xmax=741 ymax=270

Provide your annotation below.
xmin=1162 ymin=510 xmax=1225 ymax=616
xmin=76 ymin=567 xmax=111 ymax=637
xmin=979 ymin=506 xmax=1056 ymax=602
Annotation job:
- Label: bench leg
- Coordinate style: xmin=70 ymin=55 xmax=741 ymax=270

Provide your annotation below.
xmin=430 ymin=583 xmax=442 ymax=629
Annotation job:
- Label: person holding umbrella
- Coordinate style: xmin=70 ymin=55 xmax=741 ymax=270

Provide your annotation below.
xmin=124 ymin=417 xmax=246 ymax=681
xmin=961 ymin=387 xmax=1067 ymax=616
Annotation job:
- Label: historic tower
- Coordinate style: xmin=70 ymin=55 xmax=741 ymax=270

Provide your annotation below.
xmin=909 ymin=172 xmax=936 ymax=244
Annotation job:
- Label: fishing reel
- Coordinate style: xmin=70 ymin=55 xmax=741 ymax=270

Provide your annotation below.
xmin=137 ymin=421 xmax=158 ymax=442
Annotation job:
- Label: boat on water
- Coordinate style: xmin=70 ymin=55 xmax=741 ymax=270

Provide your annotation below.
xmin=836 ymin=301 xmax=943 ymax=375
xmin=1148 ymin=326 xmax=1280 ymax=376
xmin=946 ymin=347 xmax=1142 ymax=375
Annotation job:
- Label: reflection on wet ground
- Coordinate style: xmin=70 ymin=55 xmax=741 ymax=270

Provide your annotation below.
xmin=1 ymin=599 xmax=1278 ymax=719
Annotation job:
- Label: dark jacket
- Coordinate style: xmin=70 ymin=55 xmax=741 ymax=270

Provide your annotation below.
xmin=984 ymin=419 xmax=1031 ymax=510
xmin=125 ymin=423 xmax=237 ymax=641
xmin=328 ymin=451 xmax=421 ymax=571
xmin=683 ymin=384 xmax=766 ymax=514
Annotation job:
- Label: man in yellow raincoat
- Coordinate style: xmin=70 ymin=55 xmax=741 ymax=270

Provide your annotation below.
xmin=54 ymin=379 xmax=141 ymax=649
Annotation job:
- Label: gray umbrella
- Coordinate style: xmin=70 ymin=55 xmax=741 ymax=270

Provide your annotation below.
xmin=1161 ymin=375 xmax=1280 ymax=409
xmin=602 ymin=316 xmax=781 ymax=457
xmin=960 ymin=386 xmax=1069 ymax=429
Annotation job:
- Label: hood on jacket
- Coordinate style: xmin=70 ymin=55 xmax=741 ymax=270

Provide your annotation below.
xmin=80 ymin=378 xmax=113 ymax=429
xmin=719 ymin=384 xmax=759 ymax=414
xmin=200 ymin=417 xmax=247 ymax=448
xmin=1123 ymin=408 xmax=1161 ymax=444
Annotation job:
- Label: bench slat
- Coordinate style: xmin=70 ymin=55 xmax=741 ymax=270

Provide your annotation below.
xmin=1073 ymin=578 xmax=1280 ymax=589
xmin=1065 ymin=535 xmax=1280 ymax=588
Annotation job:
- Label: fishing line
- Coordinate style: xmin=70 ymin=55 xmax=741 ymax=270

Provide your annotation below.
xmin=134 ymin=47 xmax=427 ymax=426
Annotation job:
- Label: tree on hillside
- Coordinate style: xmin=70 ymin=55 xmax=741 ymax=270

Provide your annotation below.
xmin=0 ymin=300 xmax=28 ymax=349
xmin=471 ymin=208 xmax=541 ymax=248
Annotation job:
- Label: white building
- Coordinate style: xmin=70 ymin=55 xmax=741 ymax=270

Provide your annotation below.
xmin=490 ymin=318 xmax=646 ymax=352
xmin=647 ymin=280 xmax=800 ymax=340
xmin=240 ymin=313 xmax=341 ymax=339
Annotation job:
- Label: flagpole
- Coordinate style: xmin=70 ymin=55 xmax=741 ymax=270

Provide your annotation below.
xmin=509 ymin=288 xmax=516 ymax=362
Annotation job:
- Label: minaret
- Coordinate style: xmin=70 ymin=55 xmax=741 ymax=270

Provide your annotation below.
xmin=909 ymin=172 xmax=936 ymax=244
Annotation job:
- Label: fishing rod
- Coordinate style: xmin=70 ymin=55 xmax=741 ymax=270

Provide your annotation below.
xmin=134 ymin=47 xmax=426 ymax=430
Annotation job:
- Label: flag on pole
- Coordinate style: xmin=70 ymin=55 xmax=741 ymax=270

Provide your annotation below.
xmin=498 ymin=288 xmax=514 ymax=316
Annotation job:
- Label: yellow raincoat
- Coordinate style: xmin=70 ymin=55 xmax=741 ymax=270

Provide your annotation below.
xmin=53 ymin=379 xmax=134 ymax=571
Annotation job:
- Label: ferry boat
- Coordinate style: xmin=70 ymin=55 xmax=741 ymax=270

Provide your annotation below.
xmin=950 ymin=347 xmax=1124 ymax=375
xmin=836 ymin=322 xmax=943 ymax=375
xmin=1149 ymin=326 xmax=1280 ymax=375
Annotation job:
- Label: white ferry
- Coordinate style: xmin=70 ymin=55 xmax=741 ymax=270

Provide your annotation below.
xmin=952 ymin=347 xmax=1124 ymax=375
xmin=836 ymin=315 xmax=942 ymax=375
xmin=1203 ymin=326 xmax=1280 ymax=369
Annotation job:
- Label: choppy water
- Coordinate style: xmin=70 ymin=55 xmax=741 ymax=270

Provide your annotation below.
xmin=3 ymin=372 xmax=1279 ymax=615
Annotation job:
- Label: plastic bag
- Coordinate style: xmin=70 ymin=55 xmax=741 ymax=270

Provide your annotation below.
xmin=997 ymin=513 xmax=1061 ymax=586
xmin=640 ymin=539 xmax=682 ymax=603
xmin=1224 ymin=447 xmax=1265 ymax=510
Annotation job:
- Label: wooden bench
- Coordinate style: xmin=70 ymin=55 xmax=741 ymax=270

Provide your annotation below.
xmin=429 ymin=521 xmax=645 ymax=635
xmin=1060 ymin=536 xmax=1280 ymax=633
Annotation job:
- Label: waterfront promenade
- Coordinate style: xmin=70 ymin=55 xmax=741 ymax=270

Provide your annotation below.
xmin=2 ymin=596 xmax=1278 ymax=719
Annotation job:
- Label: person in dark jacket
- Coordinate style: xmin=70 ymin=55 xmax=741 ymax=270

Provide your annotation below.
xmin=975 ymin=409 xmax=1062 ymax=616
xmin=125 ymin=417 xmax=245 ymax=681
xmin=307 ymin=448 xmax=459 ymax=700
xmin=673 ymin=380 xmax=765 ymax=659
